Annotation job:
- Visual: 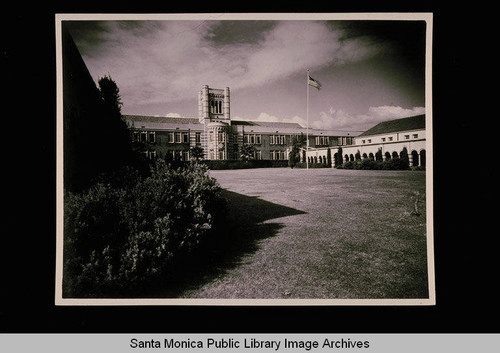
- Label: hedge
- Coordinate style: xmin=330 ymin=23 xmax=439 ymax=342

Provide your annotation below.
xmin=200 ymin=159 xmax=289 ymax=170
xmin=337 ymin=158 xmax=412 ymax=170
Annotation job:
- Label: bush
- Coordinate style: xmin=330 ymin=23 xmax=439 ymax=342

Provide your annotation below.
xmin=63 ymin=160 xmax=227 ymax=297
xmin=294 ymin=162 xmax=329 ymax=168
xmin=336 ymin=158 xmax=410 ymax=170
xmin=201 ymin=159 xmax=288 ymax=170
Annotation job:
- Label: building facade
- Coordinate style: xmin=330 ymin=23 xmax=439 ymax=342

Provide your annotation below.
xmin=125 ymin=85 xmax=360 ymax=162
xmin=305 ymin=114 xmax=427 ymax=168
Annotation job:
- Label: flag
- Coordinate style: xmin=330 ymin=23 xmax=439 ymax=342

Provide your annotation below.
xmin=308 ymin=75 xmax=322 ymax=90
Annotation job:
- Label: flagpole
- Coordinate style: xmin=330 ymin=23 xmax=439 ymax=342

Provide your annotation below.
xmin=306 ymin=69 xmax=309 ymax=170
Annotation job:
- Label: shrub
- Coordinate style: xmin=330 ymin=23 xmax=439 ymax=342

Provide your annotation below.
xmin=201 ymin=159 xmax=288 ymax=170
xmin=336 ymin=158 xmax=409 ymax=170
xmin=63 ymin=160 xmax=227 ymax=297
xmin=295 ymin=162 xmax=329 ymax=168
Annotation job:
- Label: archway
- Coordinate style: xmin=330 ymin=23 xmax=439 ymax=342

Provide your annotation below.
xmin=420 ymin=149 xmax=426 ymax=168
xmin=411 ymin=150 xmax=419 ymax=167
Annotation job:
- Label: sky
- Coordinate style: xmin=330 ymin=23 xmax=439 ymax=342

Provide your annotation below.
xmin=64 ymin=15 xmax=428 ymax=132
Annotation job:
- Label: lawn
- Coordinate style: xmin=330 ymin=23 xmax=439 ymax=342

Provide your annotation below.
xmin=175 ymin=167 xmax=430 ymax=300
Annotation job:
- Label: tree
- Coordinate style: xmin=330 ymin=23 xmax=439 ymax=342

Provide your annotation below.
xmin=190 ymin=146 xmax=204 ymax=161
xmin=288 ymin=134 xmax=306 ymax=168
xmin=239 ymin=144 xmax=255 ymax=162
xmin=97 ymin=75 xmax=145 ymax=173
xmin=98 ymin=74 xmax=123 ymax=113
xmin=335 ymin=146 xmax=343 ymax=168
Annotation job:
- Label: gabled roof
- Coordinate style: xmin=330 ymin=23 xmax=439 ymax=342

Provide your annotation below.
xmin=122 ymin=114 xmax=361 ymax=136
xmin=124 ymin=115 xmax=199 ymax=125
xmin=124 ymin=115 xmax=202 ymax=131
xmin=357 ymin=114 xmax=425 ymax=137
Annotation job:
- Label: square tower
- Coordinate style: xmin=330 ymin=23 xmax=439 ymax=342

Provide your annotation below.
xmin=198 ymin=85 xmax=232 ymax=160
xmin=198 ymin=85 xmax=230 ymax=123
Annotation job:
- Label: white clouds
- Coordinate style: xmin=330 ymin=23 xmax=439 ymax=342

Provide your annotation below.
xmin=313 ymin=106 xmax=426 ymax=131
xmin=235 ymin=106 xmax=425 ymax=132
xmin=235 ymin=112 xmax=308 ymax=127
xmin=78 ymin=20 xmax=378 ymax=109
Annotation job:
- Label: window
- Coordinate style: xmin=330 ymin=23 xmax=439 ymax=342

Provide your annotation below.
xmin=413 ymin=134 xmax=418 ymax=139
xmin=148 ymin=131 xmax=155 ymax=143
xmin=362 ymin=139 xmax=366 ymax=144
xmin=168 ymin=132 xmax=175 ymax=143
xmin=381 ymin=138 xmax=385 ymax=142
xmin=367 ymin=139 xmax=371 ymax=143
xmin=140 ymin=131 xmax=147 ymax=142
xmin=255 ymin=134 xmax=261 ymax=144
xmin=404 ymin=135 xmax=410 ymax=140
xmin=270 ymin=135 xmax=285 ymax=145
xmin=182 ymin=151 xmax=189 ymax=161
xmin=195 ymin=132 xmax=201 ymax=144
xmin=250 ymin=134 xmax=255 ymax=144
xmin=182 ymin=132 xmax=189 ymax=143
xmin=270 ymin=151 xmax=276 ymax=160
xmin=254 ymin=150 xmax=262 ymax=160
xmin=316 ymin=136 xmax=328 ymax=145
xmin=175 ymin=132 xmax=181 ymax=143
xmin=210 ymin=100 xmax=223 ymax=114
xmin=388 ymin=137 xmax=393 ymax=141
xmin=144 ymin=150 xmax=156 ymax=160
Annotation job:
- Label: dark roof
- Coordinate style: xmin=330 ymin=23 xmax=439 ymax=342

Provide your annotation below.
xmin=357 ymin=114 xmax=425 ymax=137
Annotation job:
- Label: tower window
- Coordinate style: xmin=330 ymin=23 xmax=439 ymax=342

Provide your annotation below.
xmin=210 ymin=100 xmax=223 ymax=114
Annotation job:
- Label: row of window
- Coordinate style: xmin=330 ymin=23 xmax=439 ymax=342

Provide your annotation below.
xmin=360 ymin=133 xmax=419 ymax=144
xmin=134 ymin=130 xmax=355 ymax=146
xmin=269 ymin=150 xmax=287 ymax=160
xmin=143 ymin=150 xmax=190 ymax=161
xmin=315 ymin=136 xmax=329 ymax=146
xmin=243 ymin=134 xmax=262 ymax=144
xmin=133 ymin=131 xmax=202 ymax=144
xmin=210 ymin=100 xmax=224 ymax=115
xmin=208 ymin=131 xmax=226 ymax=142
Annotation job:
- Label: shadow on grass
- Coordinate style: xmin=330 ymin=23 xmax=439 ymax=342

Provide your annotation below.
xmin=145 ymin=189 xmax=307 ymax=298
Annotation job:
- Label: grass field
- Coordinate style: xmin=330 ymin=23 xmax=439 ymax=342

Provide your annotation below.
xmin=164 ymin=168 xmax=429 ymax=300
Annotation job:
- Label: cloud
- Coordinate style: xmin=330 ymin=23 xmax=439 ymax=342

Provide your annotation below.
xmin=234 ymin=112 xmax=308 ymax=127
xmin=73 ymin=20 xmax=379 ymax=109
xmin=313 ymin=106 xmax=426 ymax=131
xmin=164 ymin=112 xmax=181 ymax=118
xmin=234 ymin=106 xmax=425 ymax=133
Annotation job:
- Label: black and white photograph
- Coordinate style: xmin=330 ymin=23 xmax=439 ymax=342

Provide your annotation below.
xmin=55 ymin=13 xmax=434 ymax=305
